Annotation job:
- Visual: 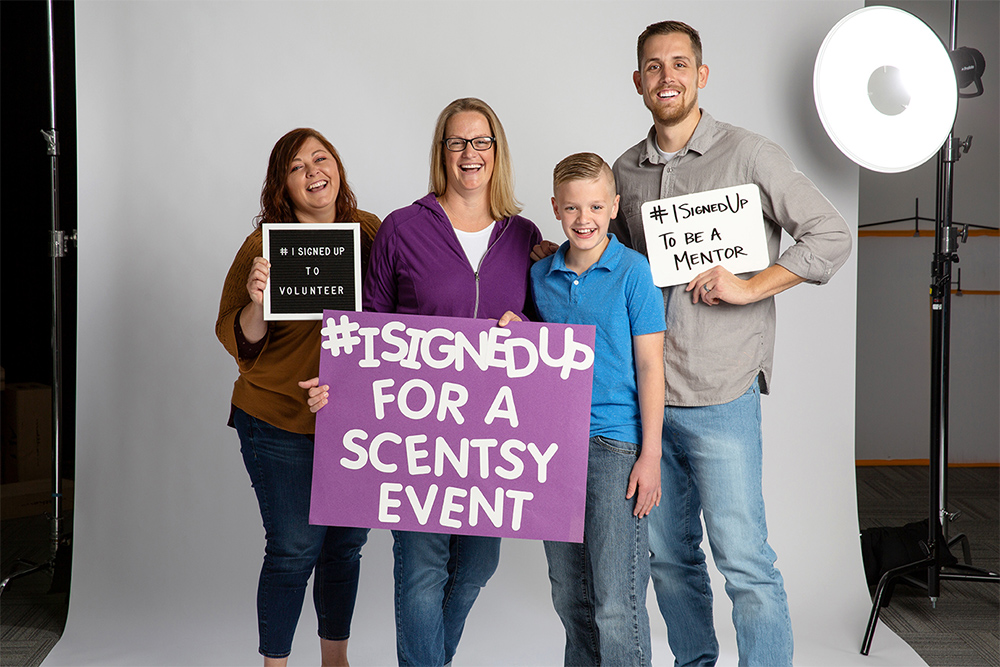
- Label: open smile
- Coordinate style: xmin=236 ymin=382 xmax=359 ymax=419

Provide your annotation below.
xmin=307 ymin=180 xmax=328 ymax=192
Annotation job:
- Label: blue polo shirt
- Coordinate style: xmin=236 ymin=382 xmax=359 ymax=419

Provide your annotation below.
xmin=531 ymin=234 xmax=666 ymax=444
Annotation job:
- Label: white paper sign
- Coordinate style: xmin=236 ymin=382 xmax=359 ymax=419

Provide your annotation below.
xmin=640 ymin=184 xmax=770 ymax=287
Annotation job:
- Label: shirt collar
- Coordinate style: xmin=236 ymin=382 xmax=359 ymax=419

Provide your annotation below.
xmin=546 ymin=233 xmax=624 ymax=277
xmin=639 ymin=110 xmax=717 ymax=166
xmin=429 ymin=192 xmax=508 ymax=241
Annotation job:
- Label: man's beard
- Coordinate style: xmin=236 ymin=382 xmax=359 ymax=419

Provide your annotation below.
xmin=648 ymin=92 xmax=698 ymax=127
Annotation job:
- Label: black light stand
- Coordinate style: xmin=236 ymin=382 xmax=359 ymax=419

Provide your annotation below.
xmin=0 ymin=0 xmax=75 ymax=597
xmin=859 ymin=0 xmax=998 ymax=655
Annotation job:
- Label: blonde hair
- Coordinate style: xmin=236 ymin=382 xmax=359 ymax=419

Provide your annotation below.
xmin=429 ymin=98 xmax=522 ymax=221
xmin=552 ymin=152 xmax=616 ymax=195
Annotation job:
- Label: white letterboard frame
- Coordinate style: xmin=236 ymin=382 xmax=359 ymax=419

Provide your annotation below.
xmin=262 ymin=223 xmax=361 ymax=320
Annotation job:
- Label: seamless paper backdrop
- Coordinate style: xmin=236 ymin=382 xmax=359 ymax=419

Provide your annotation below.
xmin=50 ymin=1 xmax=922 ymax=665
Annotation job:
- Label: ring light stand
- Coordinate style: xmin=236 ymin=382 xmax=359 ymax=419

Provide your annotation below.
xmin=814 ymin=2 xmax=998 ymax=656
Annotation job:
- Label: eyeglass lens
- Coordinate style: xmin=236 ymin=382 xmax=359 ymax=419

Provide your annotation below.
xmin=444 ymin=137 xmax=494 ymax=151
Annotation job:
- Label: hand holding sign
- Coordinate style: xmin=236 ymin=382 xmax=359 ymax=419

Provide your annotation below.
xmin=246 ymin=257 xmax=270 ymax=308
xmin=687 ymin=265 xmax=753 ymax=306
xmin=237 ymin=256 xmax=271 ymax=344
xmin=641 ymin=184 xmax=770 ymax=288
xmin=298 ymin=377 xmax=329 ymax=413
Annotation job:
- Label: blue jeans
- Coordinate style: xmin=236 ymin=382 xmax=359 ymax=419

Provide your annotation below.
xmin=392 ymin=530 xmax=501 ymax=666
xmin=650 ymin=381 xmax=793 ymax=667
xmin=544 ymin=435 xmax=652 ymax=667
xmin=234 ymin=407 xmax=370 ymax=659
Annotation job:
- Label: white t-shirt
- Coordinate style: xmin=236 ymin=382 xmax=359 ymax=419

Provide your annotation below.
xmin=454 ymin=222 xmax=496 ymax=270
xmin=654 ymin=143 xmax=680 ymax=162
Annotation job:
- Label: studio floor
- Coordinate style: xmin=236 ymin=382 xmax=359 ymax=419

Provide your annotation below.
xmin=2 ymin=465 xmax=998 ymax=666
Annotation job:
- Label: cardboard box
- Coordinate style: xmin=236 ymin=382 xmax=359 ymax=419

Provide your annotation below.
xmin=1 ymin=478 xmax=73 ymax=519
xmin=1 ymin=383 xmax=53 ymax=483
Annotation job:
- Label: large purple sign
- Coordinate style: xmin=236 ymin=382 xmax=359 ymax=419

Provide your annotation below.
xmin=310 ymin=310 xmax=595 ymax=542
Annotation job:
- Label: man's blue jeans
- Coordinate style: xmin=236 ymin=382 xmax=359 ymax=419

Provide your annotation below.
xmin=650 ymin=381 xmax=793 ymax=667
xmin=235 ymin=407 xmax=370 ymax=659
xmin=392 ymin=530 xmax=501 ymax=666
xmin=544 ymin=435 xmax=652 ymax=667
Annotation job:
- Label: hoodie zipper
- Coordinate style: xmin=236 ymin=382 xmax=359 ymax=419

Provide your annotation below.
xmin=473 ymin=220 xmax=508 ymax=319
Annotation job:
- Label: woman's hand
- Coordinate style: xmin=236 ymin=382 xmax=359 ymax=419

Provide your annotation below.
xmin=246 ymin=257 xmax=270 ymax=306
xmin=298 ymin=377 xmax=330 ymax=413
xmin=240 ymin=257 xmax=270 ymax=343
xmin=496 ymin=311 xmax=522 ymax=327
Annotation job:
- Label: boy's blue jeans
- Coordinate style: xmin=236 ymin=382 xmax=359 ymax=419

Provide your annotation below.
xmin=544 ymin=435 xmax=652 ymax=667
xmin=392 ymin=530 xmax=501 ymax=666
xmin=650 ymin=381 xmax=793 ymax=667
xmin=234 ymin=407 xmax=369 ymax=659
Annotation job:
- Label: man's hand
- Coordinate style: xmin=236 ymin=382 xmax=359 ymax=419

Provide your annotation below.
xmin=686 ymin=264 xmax=805 ymax=306
xmin=686 ymin=266 xmax=752 ymax=306
xmin=530 ymin=240 xmax=559 ymax=262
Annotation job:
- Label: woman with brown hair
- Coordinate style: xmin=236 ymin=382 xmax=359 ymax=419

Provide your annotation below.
xmin=216 ymin=128 xmax=380 ymax=667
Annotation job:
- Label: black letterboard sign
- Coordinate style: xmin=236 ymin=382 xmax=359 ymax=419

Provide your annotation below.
xmin=262 ymin=223 xmax=361 ymax=320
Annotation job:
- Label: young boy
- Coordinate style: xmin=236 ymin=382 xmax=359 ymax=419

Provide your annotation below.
xmin=532 ymin=153 xmax=665 ymax=666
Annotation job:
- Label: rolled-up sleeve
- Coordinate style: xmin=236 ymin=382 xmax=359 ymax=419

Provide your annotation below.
xmin=753 ymin=140 xmax=852 ymax=285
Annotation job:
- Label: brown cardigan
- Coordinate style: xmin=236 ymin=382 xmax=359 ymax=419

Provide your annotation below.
xmin=215 ymin=211 xmax=380 ymax=434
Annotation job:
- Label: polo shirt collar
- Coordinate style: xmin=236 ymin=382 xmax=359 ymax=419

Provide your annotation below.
xmin=639 ymin=110 xmax=718 ymax=166
xmin=546 ymin=233 xmax=624 ymax=277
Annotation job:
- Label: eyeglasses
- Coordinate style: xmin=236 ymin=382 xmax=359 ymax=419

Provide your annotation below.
xmin=443 ymin=136 xmax=496 ymax=152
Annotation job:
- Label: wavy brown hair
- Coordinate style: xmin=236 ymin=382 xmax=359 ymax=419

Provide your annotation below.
xmin=254 ymin=128 xmax=359 ymax=227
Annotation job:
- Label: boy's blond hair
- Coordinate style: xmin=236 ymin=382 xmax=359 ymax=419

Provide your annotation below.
xmin=552 ymin=152 xmax=616 ymax=195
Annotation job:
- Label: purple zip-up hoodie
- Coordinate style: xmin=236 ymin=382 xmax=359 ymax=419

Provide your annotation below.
xmin=364 ymin=193 xmax=541 ymax=320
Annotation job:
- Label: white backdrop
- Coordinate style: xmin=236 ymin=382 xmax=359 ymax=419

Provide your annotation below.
xmin=48 ymin=1 xmax=922 ymax=665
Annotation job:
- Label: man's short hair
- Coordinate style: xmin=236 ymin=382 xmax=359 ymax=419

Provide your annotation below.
xmin=637 ymin=20 xmax=703 ymax=69
xmin=553 ymin=152 xmax=616 ymax=195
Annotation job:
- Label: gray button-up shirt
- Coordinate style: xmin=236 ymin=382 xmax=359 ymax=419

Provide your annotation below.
xmin=611 ymin=112 xmax=852 ymax=406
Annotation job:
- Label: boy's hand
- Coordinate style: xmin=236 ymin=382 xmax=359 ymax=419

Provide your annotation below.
xmin=626 ymin=454 xmax=661 ymax=517
xmin=298 ymin=377 xmax=330 ymax=413
xmin=530 ymin=240 xmax=559 ymax=262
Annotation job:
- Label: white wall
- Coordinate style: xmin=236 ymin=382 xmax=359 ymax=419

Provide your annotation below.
xmin=47 ymin=2 xmax=924 ymax=665
xmin=856 ymin=0 xmax=1000 ymax=463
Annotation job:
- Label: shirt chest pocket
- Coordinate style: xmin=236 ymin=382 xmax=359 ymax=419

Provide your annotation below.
xmin=619 ymin=182 xmax=660 ymax=252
